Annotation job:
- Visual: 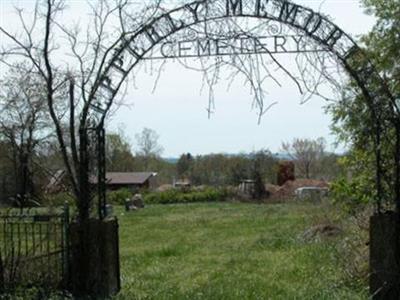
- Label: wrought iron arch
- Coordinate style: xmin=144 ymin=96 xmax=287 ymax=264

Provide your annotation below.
xmin=88 ymin=0 xmax=399 ymax=217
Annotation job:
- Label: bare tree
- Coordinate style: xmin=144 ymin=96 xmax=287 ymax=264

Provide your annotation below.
xmin=0 ymin=65 xmax=52 ymax=206
xmin=0 ymin=0 xmax=142 ymax=218
xmin=281 ymin=137 xmax=326 ymax=179
xmin=135 ymin=127 xmax=164 ymax=170
xmin=135 ymin=127 xmax=164 ymax=158
xmin=0 ymin=1 xmax=139 ymax=295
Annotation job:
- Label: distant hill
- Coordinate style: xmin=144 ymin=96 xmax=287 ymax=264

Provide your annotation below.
xmin=163 ymin=157 xmax=179 ymax=164
xmin=273 ymin=153 xmax=292 ymax=160
xmin=162 ymin=153 xmax=292 ymax=164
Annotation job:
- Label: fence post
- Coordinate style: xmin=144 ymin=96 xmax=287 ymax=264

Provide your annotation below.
xmin=62 ymin=202 xmax=70 ymax=289
xmin=0 ymin=250 xmax=4 ymax=293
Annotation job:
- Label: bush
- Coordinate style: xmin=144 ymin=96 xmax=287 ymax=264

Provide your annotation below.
xmin=41 ymin=192 xmax=75 ymax=207
xmin=1 ymin=287 xmax=68 ymax=300
xmin=107 ymin=188 xmax=133 ymax=205
xmin=144 ymin=187 xmax=229 ymax=205
xmin=330 ymin=176 xmax=373 ymax=215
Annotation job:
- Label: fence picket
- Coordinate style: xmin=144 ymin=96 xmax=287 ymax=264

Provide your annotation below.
xmin=0 ymin=205 xmax=70 ymax=291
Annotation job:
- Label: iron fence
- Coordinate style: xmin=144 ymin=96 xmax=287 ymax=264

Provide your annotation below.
xmin=0 ymin=204 xmax=69 ymax=291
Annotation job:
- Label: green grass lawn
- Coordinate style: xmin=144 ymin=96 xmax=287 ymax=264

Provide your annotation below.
xmin=114 ymin=202 xmax=368 ymax=300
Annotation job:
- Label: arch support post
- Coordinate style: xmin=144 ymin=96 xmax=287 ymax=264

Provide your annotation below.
xmin=395 ymin=122 xmax=400 ymax=216
xmin=69 ymin=218 xmax=121 ymax=298
xmin=370 ymin=213 xmax=400 ymax=299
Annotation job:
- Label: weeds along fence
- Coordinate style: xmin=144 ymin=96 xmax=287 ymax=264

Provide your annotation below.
xmin=0 ymin=204 xmax=70 ymax=292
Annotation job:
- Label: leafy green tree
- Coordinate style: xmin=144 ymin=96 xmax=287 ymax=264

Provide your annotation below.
xmin=106 ymin=132 xmax=135 ymax=172
xmin=330 ymin=150 xmax=376 ymax=213
xmin=186 ymin=150 xmax=277 ymax=187
xmin=250 ymin=153 xmax=267 ymax=199
xmin=176 ymin=153 xmax=193 ymax=178
xmin=228 ymin=155 xmax=250 ymax=185
xmin=250 ymin=150 xmax=278 ymax=185
xmin=189 ymin=154 xmax=230 ymax=186
xmin=328 ymin=0 xmax=399 ymax=211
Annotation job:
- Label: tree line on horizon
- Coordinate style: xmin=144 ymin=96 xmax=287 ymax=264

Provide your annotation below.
xmin=0 ymin=118 xmax=344 ymax=205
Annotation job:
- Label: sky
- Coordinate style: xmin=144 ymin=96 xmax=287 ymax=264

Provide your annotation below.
xmin=0 ymin=0 xmax=376 ymax=157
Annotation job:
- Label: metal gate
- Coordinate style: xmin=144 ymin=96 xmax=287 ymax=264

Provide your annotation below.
xmin=0 ymin=204 xmax=70 ymax=291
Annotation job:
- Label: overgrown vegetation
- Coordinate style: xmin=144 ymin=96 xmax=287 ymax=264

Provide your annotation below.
xmin=114 ymin=202 xmax=368 ymax=300
xmin=328 ymin=0 xmax=400 ymax=212
xmin=144 ymin=188 xmax=229 ymax=205
xmin=107 ymin=188 xmax=134 ymax=206
xmin=41 ymin=192 xmax=75 ymax=207
xmin=0 ymin=288 xmax=68 ymax=300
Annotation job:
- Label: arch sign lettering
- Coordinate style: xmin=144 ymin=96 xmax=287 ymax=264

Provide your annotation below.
xmin=89 ymin=0 xmax=398 ymax=213
xmin=90 ymin=0 xmax=396 ymax=119
xmin=91 ymin=0 xmax=361 ymax=115
xmin=154 ymin=33 xmax=325 ymax=59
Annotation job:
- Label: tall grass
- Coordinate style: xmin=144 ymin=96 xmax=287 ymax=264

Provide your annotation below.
xmin=114 ymin=202 xmax=368 ymax=300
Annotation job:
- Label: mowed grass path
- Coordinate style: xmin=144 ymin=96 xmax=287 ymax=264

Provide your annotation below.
xmin=114 ymin=202 xmax=367 ymax=300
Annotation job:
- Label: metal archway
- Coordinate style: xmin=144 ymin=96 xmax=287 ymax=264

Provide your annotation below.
xmin=88 ymin=0 xmax=398 ymax=217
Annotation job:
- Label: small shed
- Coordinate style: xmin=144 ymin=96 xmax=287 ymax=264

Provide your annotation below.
xmin=105 ymin=172 xmax=158 ymax=191
xmin=295 ymin=187 xmax=329 ymax=201
xmin=238 ymin=180 xmax=256 ymax=195
xmin=173 ymin=179 xmax=191 ymax=189
xmin=47 ymin=171 xmax=158 ymax=193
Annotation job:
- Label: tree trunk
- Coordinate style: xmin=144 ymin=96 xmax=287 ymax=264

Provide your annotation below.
xmin=305 ymin=163 xmax=310 ymax=179
xmin=21 ymin=152 xmax=29 ymax=205
xmin=73 ymin=129 xmax=93 ymax=296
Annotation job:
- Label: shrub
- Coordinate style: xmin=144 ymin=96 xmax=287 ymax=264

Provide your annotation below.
xmin=41 ymin=192 xmax=75 ymax=207
xmin=144 ymin=187 xmax=228 ymax=205
xmin=330 ymin=176 xmax=373 ymax=215
xmin=107 ymin=188 xmax=133 ymax=205
xmin=1 ymin=287 xmax=67 ymax=300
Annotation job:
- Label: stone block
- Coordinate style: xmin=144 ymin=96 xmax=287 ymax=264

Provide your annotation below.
xmin=69 ymin=218 xmax=120 ymax=298
xmin=370 ymin=212 xmax=400 ymax=299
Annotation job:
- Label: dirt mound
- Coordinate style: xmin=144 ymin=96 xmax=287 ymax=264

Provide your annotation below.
xmin=302 ymin=224 xmax=342 ymax=241
xmin=271 ymin=179 xmax=329 ymax=200
xmin=156 ymin=184 xmax=173 ymax=192
xmin=265 ymin=183 xmax=280 ymax=195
